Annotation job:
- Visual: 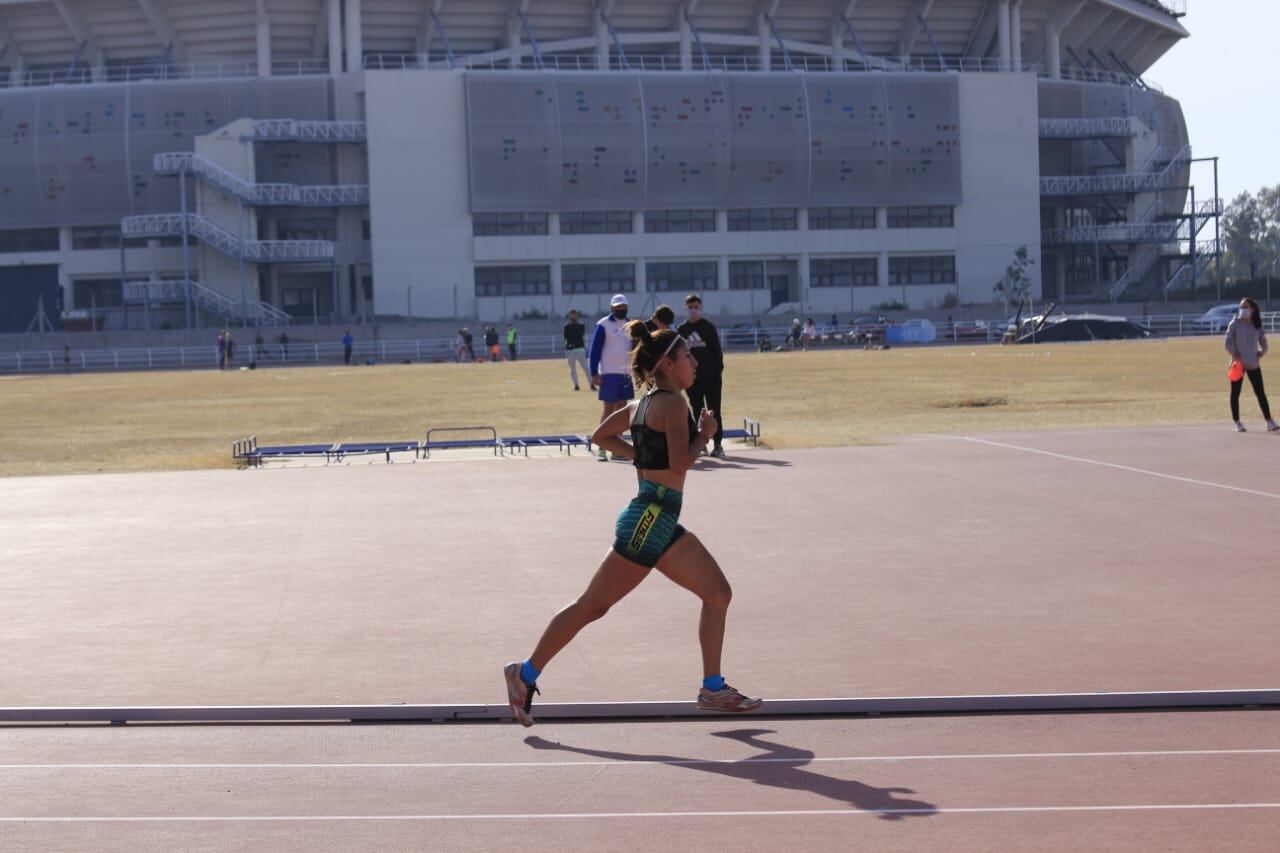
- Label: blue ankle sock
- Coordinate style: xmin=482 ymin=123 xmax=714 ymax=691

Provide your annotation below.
xmin=702 ymin=674 xmax=725 ymax=692
xmin=520 ymin=660 xmax=542 ymax=686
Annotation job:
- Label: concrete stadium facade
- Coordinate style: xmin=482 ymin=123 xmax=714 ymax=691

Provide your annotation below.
xmin=0 ymin=0 xmax=1199 ymax=332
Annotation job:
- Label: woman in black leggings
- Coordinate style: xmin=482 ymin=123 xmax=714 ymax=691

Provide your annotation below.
xmin=1225 ymin=297 xmax=1278 ymax=432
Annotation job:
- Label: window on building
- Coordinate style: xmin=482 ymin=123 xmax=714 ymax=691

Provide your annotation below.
xmin=71 ymin=225 xmax=122 ymax=250
xmin=474 ymin=265 xmax=552 ymax=297
xmin=472 ymin=212 xmax=549 ymax=237
xmin=282 ymin=287 xmax=318 ymax=316
xmin=808 ymin=207 xmax=876 ymax=230
xmin=886 ymin=206 xmax=954 ymax=228
xmin=728 ymin=260 xmax=765 ymax=291
xmin=361 ymin=219 xmax=371 ymax=241
xmin=888 ymin=255 xmax=956 ymax=285
xmin=647 ymin=261 xmax=718 ymax=293
xmin=72 ymin=278 xmax=123 ymax=309
xmin=562 ymin=263 xmax=635 ymax=294
xmin=644 ymin=209 xmax=717 ymax=233
xmin=810 ymin=257 xmax=878 ymax=288
xmin=560 ymin=211 xmax=633 ymax=235
xmin=277 ymin=217 xmax=336 ymax=242
xmin=0 ymin=228 xmax=59 ymax=253
xmin=727 ymin=208 xmax=797 ymax=232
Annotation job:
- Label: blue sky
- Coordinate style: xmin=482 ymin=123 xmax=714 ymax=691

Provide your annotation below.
xmin=1148 ymin=0 xmax=1278 ymax=203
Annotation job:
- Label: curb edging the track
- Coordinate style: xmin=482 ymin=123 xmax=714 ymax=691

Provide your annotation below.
xmin=2 ymin=689 xmax=1278 ymax=725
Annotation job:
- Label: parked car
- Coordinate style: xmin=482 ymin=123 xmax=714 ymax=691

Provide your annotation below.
xmin=723 ymin=323 xmax=759 ymax=347
xmin=1194 ymin=304 xmax=1239 ymax=333
xmin=847 ymin=314 xmax=888 ymax=343
xmin=951 ymin=319 xmax=990 ymax=339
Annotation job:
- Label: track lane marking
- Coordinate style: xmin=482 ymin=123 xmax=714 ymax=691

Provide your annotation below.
xmin=937 ymin=435 xmax=1280 ymax=500
xmin=3 ymin=804 xmax=1280 ymax=822
xmin=3 ymin=747 xmax=1279 ymax=770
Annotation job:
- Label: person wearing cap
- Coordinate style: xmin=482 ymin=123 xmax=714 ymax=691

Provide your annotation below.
xmin=677 ymin=294 xmax=726 ymax=458
xmin=563 ymin=309 xmax=589 ymax=390
xmin=589 ymin=294 xmax=636 ymax=460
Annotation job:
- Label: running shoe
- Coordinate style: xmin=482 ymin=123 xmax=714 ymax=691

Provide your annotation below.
xmin=710 ymin=445 xmax=726 ymax=459
xmin=1268 ymin=420 xmax=1280 ymax=432
xmin=1235 ymin=421 xmax=1247 ymax=432
xmin=596 ymin=447 xmax=608 ymax=462
xmin=696 ymin=684 xmax=763 ymax=713
xmin=503 ymin=661 xmax=540 ymax=727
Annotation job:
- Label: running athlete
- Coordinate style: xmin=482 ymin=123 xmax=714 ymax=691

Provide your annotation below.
xmin=503 ymin=322 xmax=763 ymax=726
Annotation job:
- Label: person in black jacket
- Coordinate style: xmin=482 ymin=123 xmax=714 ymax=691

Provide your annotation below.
xmin=677 ymin=293 xmax=725 ymax=458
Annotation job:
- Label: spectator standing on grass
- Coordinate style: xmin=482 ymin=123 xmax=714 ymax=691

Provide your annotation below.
xmin=589 ymin=294 xmax=636 ymax=460
xmin=1225 ymin=297 xmax=1278 ymax=432
xmin=462 ymin=327 xmax=476 ymax=362
xmin=507 ymin=323 xmax=519 ymax=361
xmin=485 ymin=326 xmax=500 ymax=362
xmin=255 ymin=331 xmax=266 ymax=361
xmin=788 ymin=318 xmax=802 ymax=350
xmin=279 ymin=331 xmax=290 ymax=361
xmin=225 ymin=331 xmax=236 ymax=368
xmin=217 ymin=330 xmax=227 ymax=370
xmin=564 ymin=309 xmax=590 ymax=391
xmin=802 ymin=318 xmax=817 ymax=350
xmin=342 ymin=329 xmax=354 ymax=365
xmin=677 ymin=293 xmax=726 ymax=458
xmin=454 ymin=329 xmax=467 ymax=363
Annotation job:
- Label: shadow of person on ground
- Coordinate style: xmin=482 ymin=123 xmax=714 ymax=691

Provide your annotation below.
xmin=525 ymin=727 xmax=936 ymax=820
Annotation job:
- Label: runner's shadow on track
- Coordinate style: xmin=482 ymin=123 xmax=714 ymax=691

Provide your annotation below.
xmin=525 ymin=728 xmax=936 ymax=820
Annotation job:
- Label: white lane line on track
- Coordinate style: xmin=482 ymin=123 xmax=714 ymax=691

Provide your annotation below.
xmin=938 ymin=435 xmax=1280 ymax=500
xmin=3 ymin=747 xmax=1279 ymax=770
xmin=4 ymin=804 xmax=1280 ymax=822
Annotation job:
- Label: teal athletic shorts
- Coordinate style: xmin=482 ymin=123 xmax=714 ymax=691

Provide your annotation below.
xmin=612 ymin=480 xmax=687 ymax=568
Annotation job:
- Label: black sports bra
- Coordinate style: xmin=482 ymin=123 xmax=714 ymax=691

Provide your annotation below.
xmin=631 ymin=388 xmax=698 ymax=470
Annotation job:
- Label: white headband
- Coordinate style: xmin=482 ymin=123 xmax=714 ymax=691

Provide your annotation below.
xmin=661 ymin=334 xmax=685 ymax=360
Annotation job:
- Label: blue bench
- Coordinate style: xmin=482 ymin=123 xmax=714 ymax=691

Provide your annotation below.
xmin=499 ymin=435 xmax=589 ymax=456
xmin=233 ymin=436 xmax=337 ymax=467
xmin=329 ymin=441 xmax=422 ymax=463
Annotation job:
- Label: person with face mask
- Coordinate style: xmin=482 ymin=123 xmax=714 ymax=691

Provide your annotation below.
xmin=1225 ymin=297 xmax=1277 ymax=432
xmin=589 ymin=294 xmax=637 ymax=460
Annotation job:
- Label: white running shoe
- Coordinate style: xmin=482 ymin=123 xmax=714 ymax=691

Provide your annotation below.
xmin=503 ymin=662 xmax=539 ymax=727
xmin=1235 ymin=421 xmax=1247 ymax=432
xmin=1268 ymin=420 xmax=1280 ymax=432
xmin=696 ymin=684 xmax=763 ymax=713
xmin=596 ymin=447 xmax=608 ymax=462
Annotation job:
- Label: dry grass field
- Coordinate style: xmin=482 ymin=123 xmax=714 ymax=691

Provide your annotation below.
xmin=0 ymin=336 xmax=1236 ymax=478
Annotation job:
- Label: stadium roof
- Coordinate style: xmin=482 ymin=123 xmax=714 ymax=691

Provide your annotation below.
xmin=0 ymin=1 xmax=1188 ymax=78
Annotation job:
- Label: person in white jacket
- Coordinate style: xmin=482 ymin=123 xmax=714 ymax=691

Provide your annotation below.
xmin=588 ymin=294 xmax=636 ymax=459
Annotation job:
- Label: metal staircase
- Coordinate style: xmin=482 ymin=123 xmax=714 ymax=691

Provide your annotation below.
xmin=1038 ymin=117 xmax=1144 ymax=139
xmin=122 ymin=213 xmax=335 ymax=262
xmin=153 ymin=152 xmax=369 ymax=207
xmin=123 ymin=279 xmax=292 ymax=326
xmin=1040 ymin=145 xmax=1192 ymax=196
xmin=247 ymin=120 xmax=368 ymax=144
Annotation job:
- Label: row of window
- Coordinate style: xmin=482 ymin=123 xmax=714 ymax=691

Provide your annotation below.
xmin=474 ymin=255 xmax=956 ymax=296
xmin=472 ymin=206 xmax=954 ymax=237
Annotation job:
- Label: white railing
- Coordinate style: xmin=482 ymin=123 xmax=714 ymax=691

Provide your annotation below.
xmin=1043 ymin=221 xmax=1178 ymax=246
xmin=122 ymin=213 xmax=334 ymax=262
xmin=13 ymin=312 xmax=1280 ymax=376
xmin=362 ymin=50 xmax=1157 ymax=89
xmin=248 ymin=120 xmax=368 ymax=144
xmin=153 ymin=152 xmax=368 ymax=207
xmin=0 ymin=59 xmax=329 ymax=89
xmin=1038 ymin=117 xmax=1140 ymax=139
xmin=1041 ymin=144 xmax=1191 ymax=196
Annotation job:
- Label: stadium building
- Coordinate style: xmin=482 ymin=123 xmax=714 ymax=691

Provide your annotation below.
xmin=0 ymin=0 xmax=1210 ymax=333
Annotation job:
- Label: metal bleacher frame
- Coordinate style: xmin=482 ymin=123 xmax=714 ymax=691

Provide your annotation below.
xmin=234 ymin=419 xmax=761 ymax=467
